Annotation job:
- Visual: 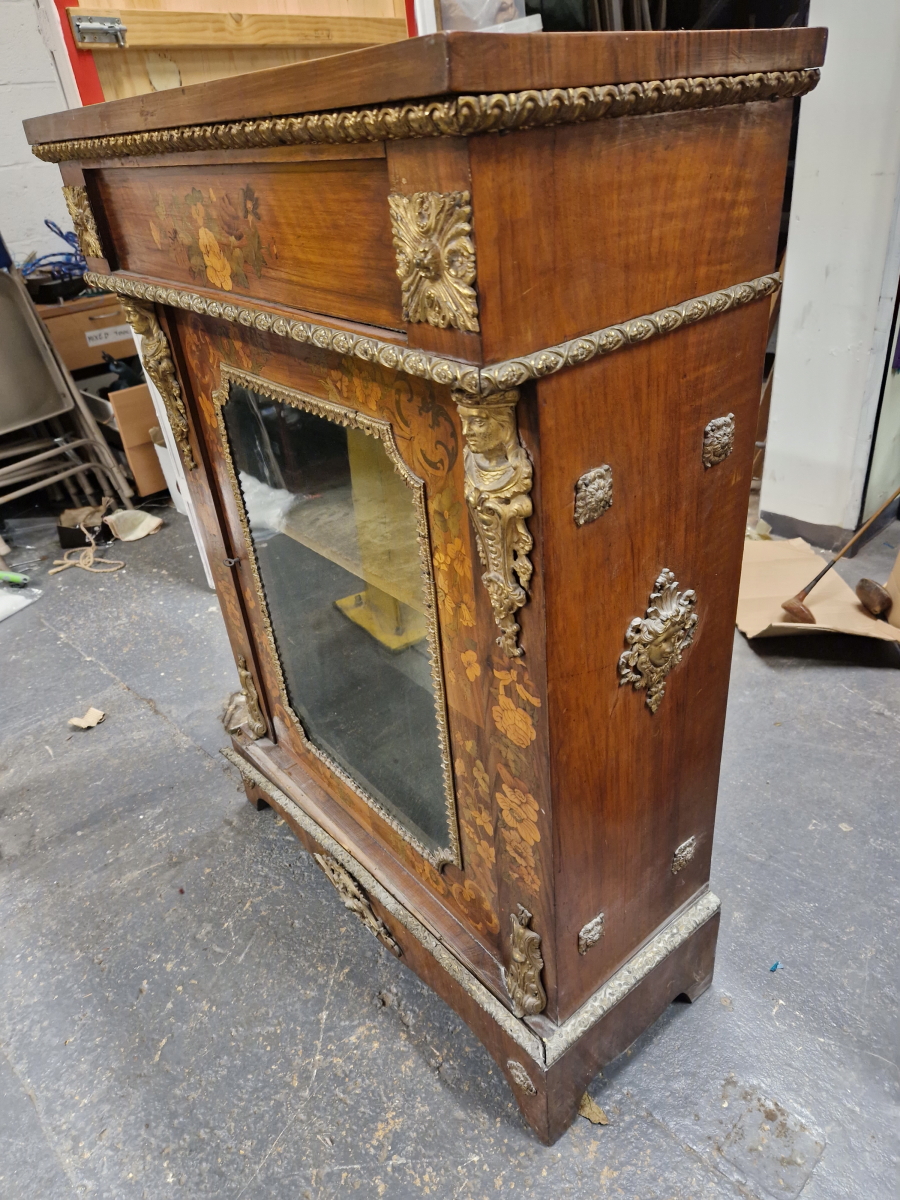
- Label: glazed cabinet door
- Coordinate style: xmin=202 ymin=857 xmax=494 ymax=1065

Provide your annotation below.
xmin=165 ymin=308 xmax=523 ymax=974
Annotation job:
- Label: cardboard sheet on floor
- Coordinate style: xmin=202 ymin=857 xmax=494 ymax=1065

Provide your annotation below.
xmin=109 ymin=384 xmax=167 ymax=497
xmin=737 ymin=537 xmax=900 ymax=642
xmin=886 ymin=546 xmax=900 ymax=629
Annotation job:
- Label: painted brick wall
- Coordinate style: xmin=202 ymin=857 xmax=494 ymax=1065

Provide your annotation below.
xmin=0 ymin=0 xmax=72 ymax=262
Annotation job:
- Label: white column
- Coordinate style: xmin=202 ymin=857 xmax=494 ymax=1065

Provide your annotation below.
xmin=760 ymin=0 xmax=900 ymax=546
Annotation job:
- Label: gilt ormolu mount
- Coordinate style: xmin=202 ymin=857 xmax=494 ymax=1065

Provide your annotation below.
xmin=25 ymin=28 xmax=826 ymax=1143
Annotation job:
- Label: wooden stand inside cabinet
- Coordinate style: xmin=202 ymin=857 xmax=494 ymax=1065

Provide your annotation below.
xmin=25 ymin=28 xmax=826 ymax=1143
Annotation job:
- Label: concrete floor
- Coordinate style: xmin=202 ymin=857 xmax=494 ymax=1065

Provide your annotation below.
xmin=1 ymin=509 xmax=898 ymax=1200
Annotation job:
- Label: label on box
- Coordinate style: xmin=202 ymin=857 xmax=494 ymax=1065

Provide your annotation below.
xmin=85 ymin=323 xmax=132 ymax=348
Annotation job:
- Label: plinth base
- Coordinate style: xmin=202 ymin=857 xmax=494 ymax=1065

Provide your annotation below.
xmin=226 ymin=744 xmax=720 ymax=1145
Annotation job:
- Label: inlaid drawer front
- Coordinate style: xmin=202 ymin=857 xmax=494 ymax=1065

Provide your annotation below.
xmin=91 ymin=160 xmax=403 ymax=330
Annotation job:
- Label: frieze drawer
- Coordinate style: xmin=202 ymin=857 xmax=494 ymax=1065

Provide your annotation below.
xmin=91 ymin=158 xmax=403 ymax=331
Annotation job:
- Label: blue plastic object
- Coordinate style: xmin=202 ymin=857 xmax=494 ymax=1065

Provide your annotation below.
xmin=19 ymin=220 xmax=86 ymax=280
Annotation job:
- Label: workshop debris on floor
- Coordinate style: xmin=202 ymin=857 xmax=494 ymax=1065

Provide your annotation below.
xmin=0 ymin=512 xmax=897 ymax=1199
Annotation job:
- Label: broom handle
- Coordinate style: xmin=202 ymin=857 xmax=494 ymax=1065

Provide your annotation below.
xmin=799 ymin=483 xmax=900 ymax=600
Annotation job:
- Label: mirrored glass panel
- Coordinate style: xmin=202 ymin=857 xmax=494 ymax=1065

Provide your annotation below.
xmin=218 ymin=370 xmax=457 ymax=864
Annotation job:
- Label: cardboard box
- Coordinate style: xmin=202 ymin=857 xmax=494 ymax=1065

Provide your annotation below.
xmin=39 ymin=293 xmax=136 ymax=372
xmin=108 ymin=384 xmax=167 ymax=497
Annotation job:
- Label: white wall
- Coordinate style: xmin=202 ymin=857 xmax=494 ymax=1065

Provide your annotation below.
xmin=414 ymin=0 xmax=439 ymax=34
xmin=864 ymin=318 xmax=900 ymax=519
xmin=0 ymin=0 xmax=74 ymax=264
xmin=761 ymin=0 xmax=900 ymax=539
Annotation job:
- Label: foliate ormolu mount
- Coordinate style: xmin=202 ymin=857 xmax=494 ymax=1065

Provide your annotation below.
xmin=507 ymin=1060 xmax=537 ymax=1094
xmin=503 ymin=904 xmax=547 ymax=1019
xmin=119 ymin=297 xmax=196 ymax=470
xmin=619 ymin=569 xmax=698 ymax=713
xmin=574 ymin=465 xmax=613 ymax=525
xmin=314 ymin=853 xmax=401 ymax=957
xmin=702 ymin=413 xmax=735 ymax=468
xmin=236 ymin=656 xmax=266 ymax=739
xmin=62 ymin=185 xmax=103 ymax=259
xmin=671 ymin=836 xmax=698 ymax=874
xmin=578 ymin=912 xmax=606 ymax=954
xmin=388 ymin=191 xmax=479 ymax=332
xmin=454 ymin=390 xmax=533 ymax=657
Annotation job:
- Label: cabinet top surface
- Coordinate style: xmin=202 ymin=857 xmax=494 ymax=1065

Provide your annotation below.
xmin=25 ymin=28 xmax=825 ymax=148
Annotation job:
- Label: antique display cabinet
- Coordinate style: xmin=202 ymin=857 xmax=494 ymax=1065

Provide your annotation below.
xmin=26 ymin=28 xmax=826 ymax=1143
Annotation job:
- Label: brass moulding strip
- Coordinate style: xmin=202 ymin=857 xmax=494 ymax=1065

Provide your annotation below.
xmin=543 ymin=890 xmax=720 ymax=1066
xmin=82 ymin=270 xmax=781 ymax=397
xmin=212 ymin=364 xmax=461 ymax=870
xmin=32 ymin=69 xmax=819 ymax=163
xmin=83 ymin=271 xmax=482 ymax=394
xmin=224 ymin=744 xmax=721 ymax=1069
xmin=478 ymin=274 xmax=781 ymax=391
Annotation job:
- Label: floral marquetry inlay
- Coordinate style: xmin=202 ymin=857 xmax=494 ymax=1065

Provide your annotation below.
xmin=388 ymin=191 xmax=479 ymax=333
xmin=619 ymin=569 xmax=698 ymax=713
xmin=148 ymin=184 xmax=269 ymax=293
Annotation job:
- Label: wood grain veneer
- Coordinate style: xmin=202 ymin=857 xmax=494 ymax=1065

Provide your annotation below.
xmin=24 ymin=29 xmax=826 ymax=146
xmin=27 ymin=30 xmax=824 ymax=1142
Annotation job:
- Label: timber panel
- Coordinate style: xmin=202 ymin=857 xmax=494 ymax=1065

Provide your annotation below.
xmin=470 ymin=100 xmax=793 ymax=362
xmin=538 ymin=302 xmax=770 ymax=1020
xmin=92 ymin=159 xmax=403 ymax=329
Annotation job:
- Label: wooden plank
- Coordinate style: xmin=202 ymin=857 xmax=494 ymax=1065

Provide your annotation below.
xmin=68 ymin=8 xmax=407 ymax=49
xmin=83 ymin=0 xmax=401 ymax=16
xmin=24 ymin=28 xmax=827 ymax=146
xmin=93 ymin=45 xmax=368 ymax=101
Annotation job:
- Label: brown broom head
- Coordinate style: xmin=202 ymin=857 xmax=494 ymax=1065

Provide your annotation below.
xmin=856 ymin=578 xmax=892 ymax=616
xmin=781 ymin=596 xmax=816 ymax=624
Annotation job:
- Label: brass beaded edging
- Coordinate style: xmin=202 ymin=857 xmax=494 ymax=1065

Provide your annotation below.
xmin=84 ymin=271 xmax=482 ymax=394
xmin=32 ymin=69 xmax=818 ymax=163
xmin=223 ymin=745 xmax=721 ymax=1067
xmin=543 ymin=890 xmax=720 ymax=1065
xmin=479 ymin=273 xmax=781 ymax=390
xmin=213 ymin=364 xmax=462 ymax=870
xmin=83 ymin=270 xmax=781 ymax=397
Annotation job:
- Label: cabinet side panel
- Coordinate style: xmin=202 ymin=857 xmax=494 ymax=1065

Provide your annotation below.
xmin=469 ymin=101 xmax=792 ymax=363
xmin=541 ymin=303 xmax=769 ymax=1020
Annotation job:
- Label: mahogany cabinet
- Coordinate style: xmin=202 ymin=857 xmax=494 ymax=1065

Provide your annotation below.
xmin=26 ymin=28 xmax=826 ymax=1143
